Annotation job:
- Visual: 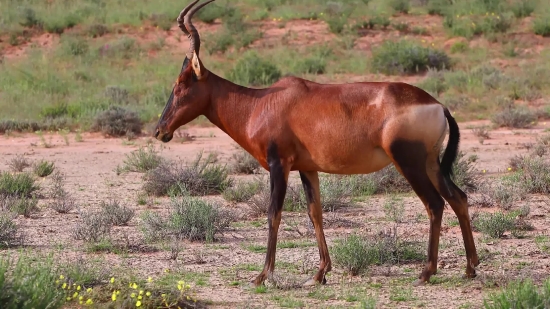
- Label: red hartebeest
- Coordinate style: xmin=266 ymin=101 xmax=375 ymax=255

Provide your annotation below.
xmin=155 ymin=0 xmax=479 ymax=287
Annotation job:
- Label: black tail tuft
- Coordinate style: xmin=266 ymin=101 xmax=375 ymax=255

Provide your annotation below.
xmin=441 ymin=107 xmax=460 ymax=179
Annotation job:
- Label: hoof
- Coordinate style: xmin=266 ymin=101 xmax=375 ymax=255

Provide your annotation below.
xmin=413 ymin=279 xmax=427 ymax=287
xmin=303 ymin=278 xmax=320 ymax=287
xmin=462 ymin=273 xmax=477 ymax=279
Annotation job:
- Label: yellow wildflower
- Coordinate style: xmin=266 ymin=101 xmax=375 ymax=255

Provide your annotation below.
xmin=110 ymin=277 xmax=115 ymax=283
xmin=146 ymin=291 xmax=151 ymax=297
xmin=73 ymin=292 xmax=79 ymax=298
xmin=59 ymin=275 xmax=65 ymax=280
xmin=138 ymin=295 xmax=143 ymax=300
xmin=79 ymin=296 xmax=84 ymax=301
xmin=87 ymin=288 xmax=92 ymax=293
xmin=132 ymin=283 xmax=138 ymax=289
xmin=112 ymin=293 xmax=117 ymax=301
xmin=62 ymin=283 xmax=67 ymax=289
xmin=80 ymin=301 xmax=83 ymax=305
xmin=162 ymin=294 xmax=166 ymax=298
xmin=186 ymin=285 xmax=191 ymax=289
xmin=147 ymin=277 xmax=153 ymax=283
xmin=508 ymin=167 xmax=512 ymax=171
xmin=66 ymin=297 xmax=71 ymax=301
xmin=86 ymin=299 xmax=93 ymax=305
xmin=139 ymin=290 xmax=144 ymax=295
xmin=136 ymin=301 xmax=142 ymax=307
xmin=131 ymin=293 xmax=136 ymax=298
xmin=77 ymin=286 xmax=81 ymax=291
xmin=177 ymin=284 xmax=183 ymax=290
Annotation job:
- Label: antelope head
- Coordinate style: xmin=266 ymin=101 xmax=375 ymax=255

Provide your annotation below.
xmin=155 ymin=0 xmax=214 ymax=143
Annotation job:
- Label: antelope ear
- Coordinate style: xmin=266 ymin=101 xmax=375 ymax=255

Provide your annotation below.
xmin=191 ymin=53 xmax=206 ymax=80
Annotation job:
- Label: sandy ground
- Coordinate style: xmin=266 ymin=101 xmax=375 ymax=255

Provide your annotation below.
xmin=1 ymin=120 xmax=550 ymax=308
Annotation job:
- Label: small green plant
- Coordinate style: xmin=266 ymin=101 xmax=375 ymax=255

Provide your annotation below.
xmin=331 ymin=234 xmax=371 ymax=275
xmin=100 ymin=200 xmax=135 ymax=226
xmin=371 ymin=40 xmax=451 ymax=75
xmin=492 ymin=106 xmax=536 ymax=128
xmin=1 ymin=195 xmax=39 ymax=218
xmin=389 ymin=0 xmax=410 ymax=14
xmin=73 ymin=211 xmax=112 ymax=243
xmin=7 ymin=154 xmax=31 ymax=172
xmin=34 ymin=160 xmax=55 ymax=177
xmin=510 ymin=0 xmax=536 ymax=18
xmin=294 ymin=57 xmax=327 ymax=75
xmin=48 ymin=171 xmax=77 ymax=214
xmin=222 ymin=180 xmax=263 ymax=203
xmin=483 ymin=278 xmax=550 ymax=309
xmin=533 ymin=15 xmax=550 ymax=37
xmin=383 ymin=195 xmax=405 ymax=223
xmin=0 ymin=172 xmax=39 ymax=198
xmin=417 ymin=69 xmax=447 ymax=97
xmin=0 ymin=212 xmax=22 ymax=248
xmin=318 ymin=174 xmax=355 ymax=212
xmin=91 ymin=106 xmax=142 ymax=138
xmin=450 ymin=41 xmax=468 ymax=53
xmin=227 ymin=51 xmax=282 ymax=86
xmin=141 ymin=191 xmax=233 ymax=243
xmin=472 ymin=211 xmax=516 ymax=238
xmin=35 ymin=130 xmax=53 ymax=148
xmin=230 ymin=148 xmax=260 ymax=174
xmin=143 ymin=152 xmax=232 ymax=196
xmin=117 ymin=144 xmax=164 ymax=174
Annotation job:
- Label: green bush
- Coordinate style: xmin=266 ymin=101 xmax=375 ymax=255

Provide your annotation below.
xmin=117 ymin=144 xmax=164 ymax=174
xmin=230 ymin=148 xmax=260 ymax=174
xmin=0 ymin=212 xmax=22 ymax=248
xmin=472 ymin=211 xmax=516 ymax=238
xmin=0 ymin=172 xmax=39 ymax=198
xmin=143 ymin=153 xmax=232 ymax=197
xmin=484 ymin=278 xmax=550 ymax=309
xmin=491 ymin=106 xmax=536 ymax=128
xmin=1 ymin=195 xmax=39 ymax=218
xmin=510 ymin=155 xmax=550 ymax=194
xmin=417 ymin=70 xmax=447 ymax=96
xmin=0 ymin=254 xmax=65 ymax=308
xmin=197 ymin=3 xmax=229 ymax=23
xmin=228 ymin=51 xmax=282 ymax=86
xmin=389 ymin=0 xmax=410 ymax=14
xmin=331 ymin=235 xmax=371 ymax=275
xmin=427 ymin=0 xmax=450 ymax=16
xmin=59 ymin=35 xmax=89 ymax=56
xmin=325 ymin=16 xmax=348 ymax=34
xmin=533 ymin=16 xmax=550 ymax=37
xmin=100 ymin=200 xmax=135 ymax=226
xmin=168 ymin=192 xmax=233 ymax=242
xmin=510 ymin=0 xmax=536 ymax=18
xmin=91 ymin=106 xmax=142 ymax=137
xmin=318 ymin=175 xmax=355 ymax=212
xmin=222 ymin=180 xmax=262 ymax=203
xmin=294 ymin=57 xmax=326 ymax=75
xmin=33 ymin=160 xmax=55 ymax=177
xmin=371 ymin=40 xmax=451 ymax=75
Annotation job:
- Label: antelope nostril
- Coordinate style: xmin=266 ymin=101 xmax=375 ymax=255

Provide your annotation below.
xmin=154 ymin=130 xmax=160 ymax=138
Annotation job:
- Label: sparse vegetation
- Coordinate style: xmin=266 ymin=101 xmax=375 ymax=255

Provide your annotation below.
xmin=484 ymin=278 xmax=550 ymax=309
xmin=33 ymin=160 xmax=55 ymax=177
xmin=371 ymin=40 xmax=451 ymax=75
xmin=492 ymin=106 xmax=536 ymax=128
xmin=117 ymin=144 xmax=164 ymax=174
xmin=472 ymin=211 xmax=516 ymax=238
xmin=0 ymin=171 xmax=39 ymax=198
xmin=227 ymin=51 xmax=282 ymax=86
xmin=222 ymin=179 xmax=263 ymax=203
xmin=143 ymin=152 xmax=232 ymax=196
xmin=7 ymin=155 xmax=31 ymax=172
xmin=0 ymin=212 xmax=23 ymax=248
xmin=100 ymin=199 xmax=135 ymax=226
xmin=73 ymin=211 xmax=112 ymax=243
xmin=91 ymin=106 xmax=142 ymax=138
xmin=230 ymin=148 xmax=260 ymax=174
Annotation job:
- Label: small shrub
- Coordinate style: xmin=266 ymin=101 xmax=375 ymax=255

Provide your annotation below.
xmin=0 ymin=172 xmax=39 ymax=198
xmin=104 ymin=86 xmax=130 ymax=105
xmin=33 ymin=160 xmax=55 ymax=177
xmin=389 ymin=0 xmax=410 ymax=14
xmin=247 ymin=178 xmax=271 ymax=217
xmin=1 ymin=196 xmax=39 ymax=218
xmin=472 ymin=126 xmax=490 ymax=140
xmin=150 ymin=13 xmax=172 ymax=31
xmin=143 ymin=152 xmax=232 ymax=196
xmin=86 ymin=23 xmax=109 ymax=37
xmin=331 ymin=234 xmax=371 ymax=275
xmin=91 ymin=106 xmax=142 ymax=137
xmin=117 ymin=144 xmax=164 ymax=174
xmin=492 ymin=106 xmax=536 ymax=128
xmin=0 ymin=212 xmax=22 ymax=248
xmin=49 ymin=196 xmax=77 ymax=214
xmin=319 ymin=175 xmax=355 ymax=212
xmin=100 ymin=200 xmax=135 ymax=226
xmin=294 ymin=57 xmax=327 ymax=75
xmin=472 ymin=211 xmax=516 ymax=238
xmin=371 ymin=40 xmax=451 ymax=75
xmin=140 ymin=211 xmax=168 ymax=242
xmin=196 ymin=3 xmax=227 ymax=23
xmin=325 ymin=16 xmax=348 ymax=34
xmin=222 ymin=180 xmax=263 ymax=203
xmin=511 ymin=155 xmax=550 ymax=194
xmin=393 ymin=22 xmax=409 ymax=32
xmin=73 ymin=211 xmax=112 ymax=243
xmin=366 ymin=165 xmax=411 ymax=194
xmin=205 ymin=30 xmax=235 ymax=54
xmin=60 ymin=35 xmax=89 ymax=56
xmin=383 ymin=195 xmax=405 ymax=223
xmin=450 ymin=41 xmax=468 ymax=53
xmin=533 ymin=16 xmax=550 ymax=37
xmin=365 ymin=15 xmax=391 ymax=30
xmin=227 ymin=51 xmax=282 ymax=86
xmin=483 ymin=278 xmax=550 ymax=309
xmin=417 ymin=69 xmax=447 ymax=96
xmin=230 ymin=148 xmax=260 ymax=174
xmin=169 ymin=192 xmax=233 ymax=242
xmin=510 ymin=0 xmax=535 ymax=18
xmin=449 ymin=151 xmax=479 ymax=192
xmin=427 ymin=0 xmax=449 ymax=16
xmin=7 ymin=154 xmax=31 ymax=172
xmin=20 ymin=8 xmax=42 ymax=28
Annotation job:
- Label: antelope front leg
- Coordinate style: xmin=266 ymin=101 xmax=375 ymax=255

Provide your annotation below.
xmin=251 ymin=144 xmax=289 ymax=287
xmin=299 ymin=171 xmax=331 ymax=286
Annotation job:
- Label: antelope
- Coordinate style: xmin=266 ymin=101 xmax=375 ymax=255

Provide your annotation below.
xmin=155 ymin=0 xmax=479 ymax=288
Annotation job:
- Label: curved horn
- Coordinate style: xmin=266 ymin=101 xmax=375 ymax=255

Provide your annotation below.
xmin=184 ymin=0 xmax=215 ymax=57
xmin=177 ymin=0 xmax=200 ymax=36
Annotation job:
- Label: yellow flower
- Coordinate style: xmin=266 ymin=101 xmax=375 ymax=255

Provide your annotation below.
xmin=62 ymin=283 xmax=67 ymax=289
xmin=77 ymin=286 xmax=81 ymax=291
xmin=73 ymin=292 xmax=79 ymax=298
xmin=66 ymin=297 xmax=71 ymax=301
xmin=116 ymin=290 xmax=120 ymax=295
xmin=138 ymin=295 xmax=143 ymax=300
xmin=55 ymin=280 xmax=59 ymax=284
xmin=110 ymin=277 xmax=115 ymax=283
xmin=112 ymin=293 xmax=117 ymax=301
xmin=508 ymin=167 xmax=512 ymax=171
xmin=80 ymin=301 xmax=83 ymax=305
xmin=139 ymin=290 xmax=144 ymax=295
xmin=87 ymin=288 xmax=92 ymax=293
xmin=177 ymin=284 xmax=183 ymax=290
xmin=131 ymin=293 xmax=136 ymax=298
xmin=59 ymin=275 xmax=65 ymax=280
xmin=186 ymin=285 xmax=191 ymax=289
xmin=146 ymin=291 xmax=151 ymax=297
xmin=132 ymin=283 xmax=138 ymax=289
xmin=482 ymin=169 xmax=486 ymax=173
xmin=86 ymin=299 xmax=93 ymax=305
xmin=147 ymin=277 xmax=153 ymax=283
xmin=161 ymin=294 xmax=166 ymax=298
xmin=136 ymin=301 xmax=142 ymax=307
xmin=79 ymin=296 xmax=84 ymax=301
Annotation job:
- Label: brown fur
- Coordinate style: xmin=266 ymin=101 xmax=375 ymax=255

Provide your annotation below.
xmin=155 ymin=0 xmax=479 ymax=287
